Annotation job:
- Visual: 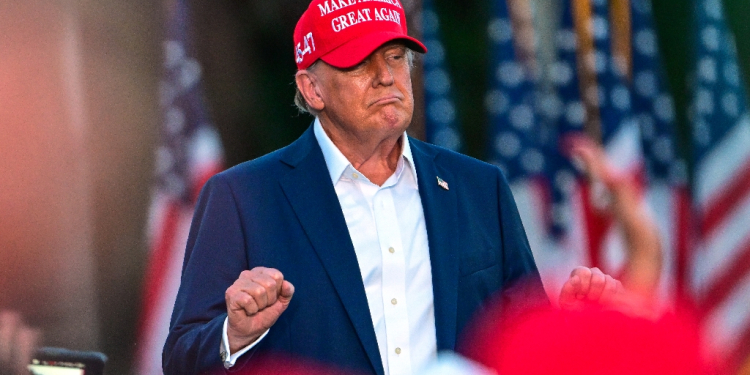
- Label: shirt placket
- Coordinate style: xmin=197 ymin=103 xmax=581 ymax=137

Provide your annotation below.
xmin=372 ymin=186 xmax=411 ymax=375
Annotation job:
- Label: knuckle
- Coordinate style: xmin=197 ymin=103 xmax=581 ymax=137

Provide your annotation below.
xmin=251 ymin=284 xmax=266 ymax=296
xmin=240 ymin=270 xmax=253 ymax=279
xmin=256 ymin=277 xmax=275 ymax=290
xmin=263 ymin=268 xmax=284 ymax=282
xmin=237 ymin=294 xmax=252 ymax=306
xmin=572 ymin=266 xmax=592 ymax=278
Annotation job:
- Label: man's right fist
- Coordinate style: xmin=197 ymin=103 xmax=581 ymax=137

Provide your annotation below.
xmin=225 ymin=267 xmax=294 ymax=353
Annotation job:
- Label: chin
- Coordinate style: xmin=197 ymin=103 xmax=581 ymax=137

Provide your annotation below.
xmin=377 ymin=108 xmax=412 ymax=132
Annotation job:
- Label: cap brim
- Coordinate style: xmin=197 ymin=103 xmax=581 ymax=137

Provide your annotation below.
xmin=320 ymin=31 xmax=427 ymax=69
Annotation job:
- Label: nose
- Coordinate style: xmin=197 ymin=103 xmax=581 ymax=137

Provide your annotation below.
xmin=371 ymin=54 xmax=395 ymax=87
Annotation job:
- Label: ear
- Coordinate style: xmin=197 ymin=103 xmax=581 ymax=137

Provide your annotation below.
xmin=295 ymin=70 xmax=325 ymax=112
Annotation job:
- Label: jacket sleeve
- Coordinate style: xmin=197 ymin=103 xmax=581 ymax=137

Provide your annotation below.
xmin=495 ymin=168 xmax=549 ymax=314
xmin=162 ymin=173 xmax=253 ymax=375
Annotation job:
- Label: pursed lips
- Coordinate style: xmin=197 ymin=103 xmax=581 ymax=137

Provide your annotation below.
xmin=369 ymin=94 xmax=403 ymax=107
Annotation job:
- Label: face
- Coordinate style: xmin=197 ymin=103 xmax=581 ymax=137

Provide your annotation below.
xmin=302 ymin=42 xmax=414 ymax=141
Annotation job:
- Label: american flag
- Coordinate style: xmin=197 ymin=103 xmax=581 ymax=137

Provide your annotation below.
xmin=135 ymin=0 xmax=224 ymax=373
xmin=532 ymin=0 xmax=593 ymax=298
xmin=485 ymin=0 xmax=576 ymax=299
xmin=689 ymin=0 xmax=750 ymax=370
xmin=629 ymin=0 xmax=689 ymax=306
xmin=421 ymin=0 xmax=463 ymax=151
xmin=529 ymin=0 xmax=660 ymax=300
xmin=524 ymin=1 xmax=597 ymax=301
xmin=485 ymin=0 xmax=544 ymax=183
xmin=576 ymin=0 xmax=646 ymax=276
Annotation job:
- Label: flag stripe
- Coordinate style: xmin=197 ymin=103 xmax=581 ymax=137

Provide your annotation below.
xmin=704 ymin=276 xmax=750 ymax=356
xmin=696 ymin=193 xmax=750 ymax=285
xmin=701 ymin=237 xmax=750 ymax=313
xmin=138 ymin=201 xmax=181 ymax=339
xmin=703 ymin=271 xmax=750 ymax=354
xmin=699 ymin=160 xmax=750 ymax=236
xmin=137 ymin=207 xmax=193 ymax=375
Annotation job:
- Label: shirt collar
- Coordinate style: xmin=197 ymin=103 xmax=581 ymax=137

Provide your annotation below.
xmin=313 ymin=117 xmax=417 ymax=185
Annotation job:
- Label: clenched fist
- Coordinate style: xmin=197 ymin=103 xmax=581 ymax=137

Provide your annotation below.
xmin=225 ymin=267 xmax=294 ymax=353
xmin=559 ymin=266 xmax=623 ymax=311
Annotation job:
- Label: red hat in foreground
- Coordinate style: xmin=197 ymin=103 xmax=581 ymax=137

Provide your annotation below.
xmin=466 ymin=306 xmax=712 ymax=375
xmin=293 ymin=0 xmax=427 ymax=70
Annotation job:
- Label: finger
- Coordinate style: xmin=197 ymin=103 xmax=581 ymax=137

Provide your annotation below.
xmin=258 ymin=268 xmax=285 ymax=294
xmin=599 ymin=275 xmax=619 ymax=305
xmin=234 ymin=274 xmax=272 ymax=310
xmin=234 ymin=268 xmax=285 ymax=310
xmin=566 ymin=137 xmax=603 ymax=174
xmin=568 ymin=139 xmax=630 ymax=202
xmin=226 ymin=279 xmax=263 ymax=315
xmin=246 ymin=282 xmax=270 ymax=310
xmin=279 ymin=280 xmax=295 ymax=303
xmin=251 ymin=273 xmax=282 ymax=306
xmin=226 ymin=288 xmax=260 ymax=316
xmin=559 ymin=275 xmax=582 ymax=309
xmin=570 ymin=267 xmax=593 ymax=297
xmin=586 ymin=268 xmax=607 ymax=301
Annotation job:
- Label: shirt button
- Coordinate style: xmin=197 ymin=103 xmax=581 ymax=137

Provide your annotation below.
xmin=352 ymin=173 xmax=358 ymax=179
xmin=388 ymin=247 xmax=395 ymax=253
xmin=391 ymin=298 xmax=397 ymax=305
xmin=221 ymin=351 xmax=228 ymax=362
xmin=395 ymin=347 xmax=401 ymax=355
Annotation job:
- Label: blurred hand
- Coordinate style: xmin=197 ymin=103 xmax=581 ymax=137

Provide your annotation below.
xmin=0 ymin=310 xmax=41 ymax=375
xmin=568 ymin=136 xmax=663 ymax=297
xmin=559 ymin=266 xmax=624 ymax=311
xmin=567 ymin=135 xmax=636 ymax=212
xmin=225 ymin=267 xmax=294 ymax=353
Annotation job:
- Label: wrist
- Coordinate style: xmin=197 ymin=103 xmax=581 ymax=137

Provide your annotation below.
xmin=227 ymin=328 xmax=261 ymax=354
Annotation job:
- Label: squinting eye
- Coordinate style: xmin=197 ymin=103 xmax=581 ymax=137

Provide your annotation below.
xmin=388 ymin=53 xmax=405 ymax=61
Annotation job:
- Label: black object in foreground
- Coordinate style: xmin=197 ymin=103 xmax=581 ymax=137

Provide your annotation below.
xmin=28 ymin=347 xmax=107 ymax=375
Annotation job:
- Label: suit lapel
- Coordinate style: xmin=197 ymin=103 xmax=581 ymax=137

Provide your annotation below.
xmin=410 ymin=139 xmax=460 ymax=351
xmin=278 ymin=128 xmax=384 ymax=375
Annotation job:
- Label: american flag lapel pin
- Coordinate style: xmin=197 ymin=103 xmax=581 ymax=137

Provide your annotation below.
xmin=436 ymin=176 xmax=449 ymax=191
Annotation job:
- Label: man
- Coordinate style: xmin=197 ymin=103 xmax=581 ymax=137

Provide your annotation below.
xmin=163 ymin=1 xmax=622 ymax=374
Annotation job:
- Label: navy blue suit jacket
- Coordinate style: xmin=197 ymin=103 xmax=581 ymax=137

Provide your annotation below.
xmin=163 ymin=126 xmax=544 ymax=375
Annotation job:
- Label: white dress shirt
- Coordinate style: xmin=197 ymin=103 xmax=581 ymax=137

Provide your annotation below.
xmin=222 ymin=118 xmax=438 ymax=374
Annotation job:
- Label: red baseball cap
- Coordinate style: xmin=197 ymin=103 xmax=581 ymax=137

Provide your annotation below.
xmin=293 ymin=0 xmax=427 ymax=70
